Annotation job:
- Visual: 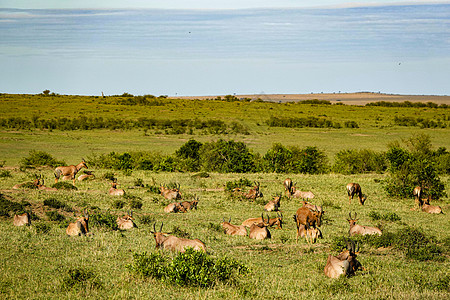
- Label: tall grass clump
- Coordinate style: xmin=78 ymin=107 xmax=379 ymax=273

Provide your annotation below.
xmin=62 ymin=268 xmax=102 ymax=290
xmin=89 ymin=211 xmax=118 ymax=231
xmin=20 ymin=150 xmax=65 ymax=168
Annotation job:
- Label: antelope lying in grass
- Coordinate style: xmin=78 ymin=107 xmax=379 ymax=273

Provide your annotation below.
xmin=78 ymin=170 xmax=95 ymax=181
xmin=109 ymin=180 xmax=125 ymax=196
xmin=54 ymin=159 xmax=88 ymax=185
xmin=116 ymin=211 xmax=137 ymax=230
xmin=66 ymin=210 xmax=90 ymax=236
xmin=249 ymin=214 xmax=271 ymax=240
xmin=242 ymin=212 xmax=283 ymax=229
xmin=159 ymin=184 xmax=182 ymax=200
xmin=421 ymin=196 xmax=443 ymax=214
xmin=37 ymin=177 xmax=58 ymax=191
xmin=292 ymin=187 xmax=315 ymax=200
xmin=347 ymin=212 xmax=382 ymax=236
xmin=346 ymin=183 xmax=366 ymax=205
xmin=180 ymin=196 xmax=199 ymax=211
xmin=264 ymin=194 xmax=281 ymax=212
xmin=294 ymin=206 xmax=323 ymax=243
xmin=164 ymin=202 xmax=186 ymax=213
xmin=13 ymin=212 xmax=31 ymax=226
xmin=13 ymin=177 xmax=40 ymax=190
xmin=295 ymin=223 xmax=322 ymax=244
xmin=283 ymin=178 xmax=294 ymax=198
xmin=244 ymin=182 xmax=263 ymax=201
xmin=221 ymin=218 xmax=247 ymax=236
xmin=151 ymin=222 xmax=206 ymax=252
xmin=324 ymin=240 xmax=362 ymax=278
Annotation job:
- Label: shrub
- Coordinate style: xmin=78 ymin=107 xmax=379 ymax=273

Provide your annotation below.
xmin=225 ymin=178 xmax=253 ymax=192
xmin=129 ymin=199 xmax=143 ymax=210
xmin=333 ymin=149 xmax=387 ymax=174
xmin=0 ymin=170 xmax=11 ymax=178
xmin=368 ymin=211 xmax=401 ymax=222
xmin=35 ymin=222 xmax=51 ymax=234
xmin=43 ymin=198 xmax=67 ymax=210
xmin=52 ymin=182 xmax=78 ymax=190
xmin=19 ymin=150 xmax=65 ymax=168
xmin=45 ymin=211 xmax=66 ymax=222
xmin=89 ymin=211 xmax=118 ymax=230
xmin=62 ymin=268 xmax=102 ymax=290
xmin=133 ymin=178 xmax=144 ymax=187
xmin=111 ymin=199 xmax=125 ymax=209
xmin=139 ymin=215 xmax=153 ymax=225
xmin=101 ymin=172 xmax=116 ymax=181
xmin=0 ymin=195 xmax=26 ymax=217
xmin=127 ymin=248 xmax=249 ymax=287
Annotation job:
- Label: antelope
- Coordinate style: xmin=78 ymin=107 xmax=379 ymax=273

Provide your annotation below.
xmin=13 ymin=212 xmax=31 ymax=226
xmin=347 ymin=212 xmax=382 ymax=236
xmin=295 ymin=223 xmax=322 ymax=244
xmin=242 ymin=212 xmax=283 ymax=229
xmin=180 ymin=196 xmax=199 ymax=211
xmin=116 ymin=211 xmax=137 ymax=230
xmin=151 ymin=222 xmax=206 ymax=252
xmin=324 ymin=240 xmax=362 ymax=278
xmin=264 ymin=194 xmax=281 ymax=212
xmin=159 ymin=184 xmax=182 ymax=200
xmin=54 ymin=159 xmax=88 ymax=185
xmin=164 ymin=202 xmax=186 ymax=213
xmin=78 ymin=171 xmax=95 ymax=181
xmin=109 ymin=181 xmax=125 ymax=196
xmin=301 ymin=201 xmax=324 ymax=216
xmin=292 ymin=187 xmax=315 ymax=200
xmin=294 ymin=206 xmax=322 ymax=243
xmin=421 ymin=197 xmax=443 ymax=214
xmin=283 ymin=178 xmax=294 ymax=197
xmin=346 ymin=183 xmax=366 ymax=205
xmin=13 ymin=177 xmax=40 ymax=190
xmin=221 ymin=218 xmax=247 ymax=236
xmin=244 ymin=182 xmax=263 ymax=201
xmin=66 ymin=210 xmax=90 ymax=236
xmin=37 ymin=177 xmax=58 ymax=191
xmin=248 ymin=214 xmax=271 ymax=240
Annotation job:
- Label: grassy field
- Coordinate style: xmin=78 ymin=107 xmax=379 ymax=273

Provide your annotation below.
xmin=0 ymin=93 xmax=449 ymax=299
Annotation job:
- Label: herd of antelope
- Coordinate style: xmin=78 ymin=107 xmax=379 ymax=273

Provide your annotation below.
xmin=9 ymin=159 xmax=445 ymax=279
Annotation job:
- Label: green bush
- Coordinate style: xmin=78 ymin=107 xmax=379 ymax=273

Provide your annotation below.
xmin=127 ymin=248 xmax=249 ymax=287
xmin=62 ymin=268 xmax=102 ymax=290
xmin=0 ymin=170 xmax=12 ymax=178
xmin=0 ymin=195 xmax=26 ymax=217
xmin=111 ymin=199 xmax=125 ymax=209
xmin=368 ymin=211 xmax=401 ymax=222
xmin=332 ymin=149 xmax=387 ymax=174
xmin=35 ymin=222 xmax=51 ymax=234
xmin=139 ymin=215 xmax=153 ymax=225
xmin=129 ymin=199 xmax=143 ymax=210
xmin=89 ymin=211 xmax=118 ymax=231
xmin=19 ymin=150 xmax=65 ymax=168
xmin=52 ymin=182 xmax=78 ymax=190
xmin=45 ymin=211 xmax=66 ymax=222
xmin=43 ymin=198 xmax=67 ymax=210
xmin=225 ymin=178 xmax=253 ymax=192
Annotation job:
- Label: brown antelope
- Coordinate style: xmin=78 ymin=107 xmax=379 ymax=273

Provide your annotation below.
xmin=116 ymin=211 xmax=137 ymax=230
xmin=301 ymin=201 xmax=324 ymax=215
xmin=54 ymin=159 xmax=88 ymax=185
xmin=151 ymin=222 xmax=206 ymax=252
xmin=78 ymin=170 xmax=95 ymax=181
xmin=346 ymin=183 xmax=366 ymax=205
xmin=244 ymin=182 xmax=263 ymax=201
xmin=164 ymin=202 xmax=187 ymax=213
xmin=242 ymin=212 xmax=283 ymax=229
xmin=180 ymin=196 xmax=199 ymax=211
xmin=159 ymin=184 xmax=182 ymax=200
xmin=37 ymin=177 xmax=58 ymax=191
xmin=248 ymin=214 xmax=271 ymax=240
xmin=13 ymin=177 xmax=40 ymax=190
xmin=283 ymin=178 xmax=294 ymax=197
xmin=292 ymin=188 xmax=315 ymax=200
xmin=264 ymin=194 xmax=281 ymax=212
xmin=221 ymin=218 xmax=247 ymax=236
xmin=421 ymin=197 xmax=443 ymax=214
xmin=109 ymin=181 xmax=125 ymax=196
xmin=294 ymin=206 xmax=322 ymax=243
xmin=324 ymin=240 xmax=362 ymax=278
xmin=13 ymin=212 xmax=31 ymax=226
xmin=66 ymin=210 xmax=90 ymax=236
xmin=347 ymin=212 xmax=382 ymax=236
xmin=296 ymin=223 xmax=322 ymax=244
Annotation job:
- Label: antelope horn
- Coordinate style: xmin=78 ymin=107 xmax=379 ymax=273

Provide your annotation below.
xmin=159 ymin=222 xmax=163 ymax=233
xmin=222 ymin=217 xmax=225 ymax=222
xmin=356 ymin=241 xmax=360 ymax=253
xmin=153 ymin=223 xmax=156 ymax=233
xmin=228 ymin=217 xmax=231 ymax=223
xmin=348 ymin=212 xmax=352 ymax=219
xmin=354 ymin=212 xmax=357 ymax=219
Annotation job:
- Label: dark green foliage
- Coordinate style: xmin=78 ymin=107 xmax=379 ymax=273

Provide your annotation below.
xmin=45 ymin=211 xmax=65 ymax=222
xmin=139 ymin=215 xmax=153 ymax=225
xmin=0 ymin=195 xmax=26 ymax=217
xmin=330 ymin=236 xmax=350 ymax=252
xmin=89 ymin=211 xmax=118 ymax=230
xmin=43 ymin=198 xmax=67 ymax=210
xmin=0 ymin=170 xmax=11 ymax=178
xmin=366 ymin=101 xmax=448 ymax=108
xmin=19 ymin=150 xmax=65 ymax=168
xmin=206 ymin=222 xmax=223 ymax=232
xmin=344 ymin=121 xmax=359 ymax=128
xmin=171 ymin=226 xmax=190 ymax=238
xmin=127 ymin=249 xmax=249 ymax=287
xmin=35 ymin=222 xmax=51 ymax=234
xmin=332 ymin=149 xmax=387 ymax=174
xmin=176 ymin=139 xmax=203 ymax=171
xmin=52 ymin=182 xmax=78 ymax=190
xmin=266 ymin=116 xmax=341 ymax=129
xmin=298 ymin=99 xmax=331 ymax=105
xmin=147 ymin=185 xmax=160 ymax=194
xmin=129 ymin=199 xmax=143 ymax=210
xmin=111 ymin=199 xmax=125 ymax=209
xmin=62 ymin=268 xmax=102 ymax=290
xmin=133 ymin=178 xmax=144 ymax=187
xmin=101 ymin=171 xmax=116 ymax=181
xmin=393 ymin=116 xmax=447 ymax=128
xmin=225 ymin=178 xmax=253 ymax=192
xmin=19 ymin=182 xmax=39 ymax=189
xmin=368 ymin=211 xmax=401 ymax=222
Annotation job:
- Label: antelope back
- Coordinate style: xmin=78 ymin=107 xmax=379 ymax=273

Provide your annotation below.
xmin=13 ymin=212 xmax=31 ymax=226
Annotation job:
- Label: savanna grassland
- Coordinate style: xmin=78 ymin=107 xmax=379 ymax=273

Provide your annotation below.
xmin=0 ymin=93 xmax=449 ymax=299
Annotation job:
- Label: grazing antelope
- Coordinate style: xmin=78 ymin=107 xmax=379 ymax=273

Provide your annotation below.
xmin=347 ymin=212 xmax=382 ymax=236
xmin=164 ymin=202 xmax=186 ymax=213
xmin=54 ymin=159 xmax=88 ymax=185
xmin=116 ymin=211 xmax=137 ymax=230
xmin=283 ymin=178 xmax=294 ymax=197
xmin=295 ymin=223 xmax=322 ymax=244
xmin=292 ymin=188 xmax=315 ymax=200
xmin=324 ymin=240 xmax=362 ymax=278
xmin=13 ymin=212 xmax=31 ymax=226
xmin=264 ymin=194 xmax=281 ymax=212
xmin=242 ymin=212 xmax=283 ymax=229
xmin=78 ymin=170 xmax=95 ymax=181
xmin=180 ymin=196 xmax=199 ymax=211
xmin=244 ymin=182 xmax=263 ymax=201
xmin=109 ymin=181 xmax=125 ymax=196
xmin=221 ymin=218 xmax=248 ymax=236
xmin=159 ymin=184 xmax=182 ymax=200
xmin=151 ymin=222 xmax=206 ymax=252
xmin=66 ymin=210 xmax=90 ymax=236
xmin=346 ymin=183 xmax=366 ymax=205
xmin=248 ymin=214 xmax=271 ymax=240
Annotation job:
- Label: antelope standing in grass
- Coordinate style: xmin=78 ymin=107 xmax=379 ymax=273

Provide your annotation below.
xmin=248 ymin=214 xmax=271 ymax=240
xmin=159 ymin=184 xmax=182 ymax=200
xmin=244 ymin=182 xmax=263 ymax=201
xmin=283 ymin=178 xmax=294 ymax=198
xmin=301 ymin=201 xmax=324 ymax=216
xmin=347 ymin=212 xmax=382 ymax=236
xmin=54 ymin=159 xmax=88 ymax=185
xmin=264 ymin=194 xmax=281 ymax=212
xmin=164 ymin=202 xmax=186 ymax=213
xmin=78 ymin=170 xmax=95 ymax=181
xmin=346 ymin=183 xmax=366 ymax=205
xmin=324 ymin=240 xmax=362 ymax=278
xmin=180 ymin=196 xmax=199 ymax=211
xmin=151 ymin=222 xmax=206 ymax=252
xmin=242 ymin=212 xmax=283 ymax=229
xmin=116 ymin=211 xmax=137 ymax=230
xmin=109 ymin=180 xmax=125 ymax=196
xmin=292 ymin=188 xmax=315 ymax=200
xmin=66 ymin=210 xmax=90 ymax=236
xmin=13 ymin=212 xmax=31 ymax=226
xmin=294 ymin=206 xmax=323 ymax=243
xmin=295 ymin=223 xmax=322 ymax=244
xmin=221 ymin=218 xmax=247 ymax=236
